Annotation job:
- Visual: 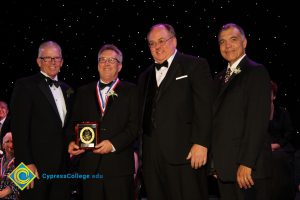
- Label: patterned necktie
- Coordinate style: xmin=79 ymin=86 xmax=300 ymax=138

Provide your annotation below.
xmin=224 ymin=67 xmax=232 ymax=83
xmin=154 ymin=60 xmax=168 ymax=70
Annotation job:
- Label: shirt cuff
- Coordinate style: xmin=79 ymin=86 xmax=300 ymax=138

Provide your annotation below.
xmin=111 ymin=144 xmax=116 ymax=152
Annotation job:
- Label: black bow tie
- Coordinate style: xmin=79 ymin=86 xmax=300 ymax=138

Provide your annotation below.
xmin=99 ymin=81 xmax=113 ymax=89
xmin=45 ymin=77 xmax=60 ymax=88
xmin=154 ymin=60 xmax=168 ymax=70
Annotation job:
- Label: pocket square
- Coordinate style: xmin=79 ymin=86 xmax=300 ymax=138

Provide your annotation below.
xmin=176 ymin=75 xmax=188 ymax=80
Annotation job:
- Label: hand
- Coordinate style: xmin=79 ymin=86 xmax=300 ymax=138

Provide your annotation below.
xmin=186 ymin=144 xmax=207 ymax=169
xmin=68 ymin=141 xmax=85 ymax=156
xmin=271 ymin=143 xmax=281 ymax=151
xmin=93 ymin=140 xmax=113 ymax=154
xmin=0 ymin=186 xmax=12 ymax=198
xmin=237 ymin=165 xmax=254 ymax=189
xmin=26 ymin=164 xmax=40 ymax=189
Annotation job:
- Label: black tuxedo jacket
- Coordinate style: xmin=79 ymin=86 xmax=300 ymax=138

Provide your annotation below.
xmin=212 ymin=56 xmax=272 ymax=181
xmin=66 ymin=81 xmax=138 ymax=177
xmin=11 ymin=73 xmax=73 ymax=173
xmin=138 ymin=51 xmax=213 ymax=164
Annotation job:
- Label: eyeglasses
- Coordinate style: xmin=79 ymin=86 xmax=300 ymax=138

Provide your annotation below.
xmin=39 ymin=57 xmax=62 ymax=63
xmin=148 ymin=36 xmax=174 ymax=48
xmin=98 ymin=57 xmax=120 ymax=64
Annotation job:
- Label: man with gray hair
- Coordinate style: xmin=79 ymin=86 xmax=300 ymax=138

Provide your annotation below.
xmin=11 ymin=41 xmax=73 ymax=200
xmin=67 ymin=44 xmax=138 ymax=200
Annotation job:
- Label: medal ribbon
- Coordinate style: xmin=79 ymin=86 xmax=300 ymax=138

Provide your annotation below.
xmin=96 ymin=78 xmax=120 ymax=115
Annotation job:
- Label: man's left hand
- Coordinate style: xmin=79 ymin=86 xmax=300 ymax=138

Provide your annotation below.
xmin=186 ymin=144 xmax=207 ymax=169
xmin=237 ymin=165 xmax=254 ymax=189
xmin=93 ymin=140 xmax=113 ymax=154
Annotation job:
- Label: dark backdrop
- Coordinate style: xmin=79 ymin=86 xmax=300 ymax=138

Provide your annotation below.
xmin=1 ymin=0 xmax=298 ymax=133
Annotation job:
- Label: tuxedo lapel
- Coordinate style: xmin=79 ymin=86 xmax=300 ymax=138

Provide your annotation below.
xmin=38 ymin=77 xmax=61 ymax=120
xmin=213 ymin=58 xmax=246 ymax=114
xmin=102 ymin=83 xmax=121 ymax=117
xmin=213 ymin=72 xmax=236 ymax=114
xmin=60 ymin=83 xmax=73 ymax=125
xmin=215 ymin=70 xmax=230 ymax=102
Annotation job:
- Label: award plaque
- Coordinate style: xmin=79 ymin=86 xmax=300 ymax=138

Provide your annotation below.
xmin=75 ymin=122 xmax=99 ymax=149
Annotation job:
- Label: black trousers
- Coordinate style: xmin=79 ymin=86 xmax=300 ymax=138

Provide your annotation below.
xmin=217 ymin=178 xmax=271 ymax=200
xmin=20 ymin=178 xmax=70 ymax=200
xmin=81 ymin=175 xmax=134 ymax=200
xmin=142 ymin=136 xmax=208 ymax=200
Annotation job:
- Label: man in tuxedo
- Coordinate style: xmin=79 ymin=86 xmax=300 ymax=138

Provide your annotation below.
xmin=67 ymin=44 xmax=138 ymax=200
xmin=0 ymin=100 xmax=10 ymax=148
xmin=138 ymin=23 xmax=213 ymax=200
xmin=10 ymin=41 xmax=73 ymax=200
xmin=211 ymin=23 xmax=272 ymax=200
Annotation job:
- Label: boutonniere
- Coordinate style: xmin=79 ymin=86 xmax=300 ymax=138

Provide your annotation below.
xmin=107 ymin=89 xmax=118 ymax=99
xmin=66 ymin=88 xmax=74 ymax=98
xmin=233 ymin=66 xmax=241 ymax=75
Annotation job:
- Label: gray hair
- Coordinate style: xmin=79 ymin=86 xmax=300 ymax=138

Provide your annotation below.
xmin=98 ymin=44 xmax=123 ymax=63
xmin=38 ymin=41 xmax=62 ymax=57
xmin=147 ymin=23 xmax=176 ymax=40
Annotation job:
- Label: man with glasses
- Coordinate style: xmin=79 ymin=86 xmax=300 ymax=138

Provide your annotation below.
xmin=67 ymin=44 xmax=138 ymax=200
xmin=138 ymin=23 xmax=213 ymax=200
xmin=10 ymin=41 xmax=73 ymax=200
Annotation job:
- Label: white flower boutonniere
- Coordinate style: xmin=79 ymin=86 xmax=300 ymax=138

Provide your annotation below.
xmin=233 ymin=66 xmax=241 ymax=75
xmin=107 ymin=90 xmax=118 ymax=99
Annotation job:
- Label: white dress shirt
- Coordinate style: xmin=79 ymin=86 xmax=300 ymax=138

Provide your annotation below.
xmin=41 ymin=71 xmax=67 ymax=126
xmin=155 ymin=50 xmax=177 ymax=87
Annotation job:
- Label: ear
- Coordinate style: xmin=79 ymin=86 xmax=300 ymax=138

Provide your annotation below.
xmin=36 ymin=58 xmax=42 ymax=68
xmin=242 ymin=38 xmax=247 ymax=49
xmin=117 ymin=63 xmax=122 ymax=72
xmin=172 ymin=37 xmax=177 ymax=47
xmin=60 ymin=58 xmax=64 ymax=67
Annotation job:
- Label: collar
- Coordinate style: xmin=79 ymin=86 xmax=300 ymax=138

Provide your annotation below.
xmin=155 ymin=49 xmax=177 ymax=69
xmin=40 ymin=71 xmax=58 ymax=81
xmin=0 ymin=117 xmax=6 ymax=124
xmin=227 ymin=54 xmax=246 ymax=71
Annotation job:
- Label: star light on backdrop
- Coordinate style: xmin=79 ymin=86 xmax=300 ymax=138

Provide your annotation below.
xmin=1 ymin=1 xmax=298 ymax=130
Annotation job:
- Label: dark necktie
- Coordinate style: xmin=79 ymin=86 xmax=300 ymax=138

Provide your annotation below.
xmin=45 ymin=77 xmax=60 ymax=88
xmin=224 ymin=67 xmax=232 ymax=83
xmin=99 ymin=81 xmax=113 ymax=90
xmin=154 ymin=60 xmax=168 ymax=70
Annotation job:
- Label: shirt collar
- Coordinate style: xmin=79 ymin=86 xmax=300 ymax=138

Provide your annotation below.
xmin=0 ymin=117 xmax=6 ymax=124
xmin=227 ymin=54 xmax=246 ymax=71
xmin=40 ymin=71 xmax=58 ymax=81
xmin=155 ymin=49 xmax=177 ymax=68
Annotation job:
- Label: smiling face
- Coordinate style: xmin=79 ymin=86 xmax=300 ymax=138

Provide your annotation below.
xmin=36 ymin=42 xmax=63 ymax=79
xmin=3 ymin=132 xmax=14 ymax=158
xmin=218 ymin=26 xmax=247 ymax=65
xmin=147 ymin=24 xmax=177 ymax=64
xmin=98 ymin=49 xmax=122 ymax=83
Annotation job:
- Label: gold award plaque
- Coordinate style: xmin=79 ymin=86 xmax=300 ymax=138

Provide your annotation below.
xmin=75 ymin=122 xmax=99 ymax=149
